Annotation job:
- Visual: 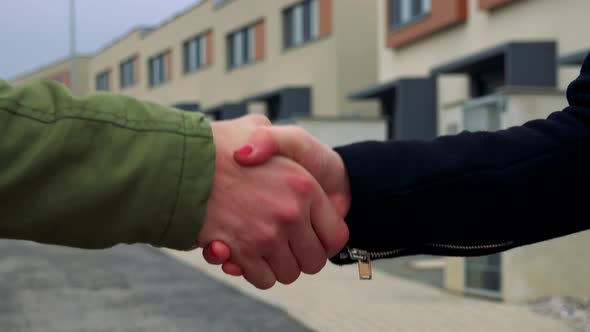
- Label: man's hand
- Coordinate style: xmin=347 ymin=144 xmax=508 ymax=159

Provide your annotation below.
xmin=203 ymin=125 xmax=352 ymax=277
xmin=198 ymin=116 xmax=349 ymax=289
xmin=237 ymin=126 xmax=351 ymax=216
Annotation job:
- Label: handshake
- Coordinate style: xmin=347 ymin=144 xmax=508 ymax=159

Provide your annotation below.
xmin=196 ymin=114 xmax=352 ymax=290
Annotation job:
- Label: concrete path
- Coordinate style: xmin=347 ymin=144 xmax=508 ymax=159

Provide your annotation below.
xmin=166 ymin=249 xmax=574 ymax=332
xmin=0 ymin=240 xmax=310 ymax=332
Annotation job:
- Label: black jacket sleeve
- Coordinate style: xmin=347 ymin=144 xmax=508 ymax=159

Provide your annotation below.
xmin=331 ymin=53 xmax=590 ymax=265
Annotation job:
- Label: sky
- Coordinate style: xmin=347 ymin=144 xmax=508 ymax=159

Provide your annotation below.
xmin=0 ymin=0 xmax=200 ymax=79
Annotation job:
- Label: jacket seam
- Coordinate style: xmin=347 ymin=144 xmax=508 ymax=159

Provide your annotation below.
xmin=0 ymin=102 xmax=211 ymax=138
xmin=158 ymin=114 xmax=188 ymax=245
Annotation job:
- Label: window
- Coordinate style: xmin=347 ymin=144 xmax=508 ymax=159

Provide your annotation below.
xmin=213 ymin=0 xmax=234 ymax=9
xmin=184 ymin=34 xmax=207 ymax=73
xmin=389 ymin=0 xmax=431 ymax=29
xmin=283 ymin=0 xmax=319 ymax=49
xmin=465 ymin=254 xmax=502 ymax=298
xmin=96 ymin=70 xmax=110 ymax=91
xmin=149 ymin=52 xmax=168 ymax=87
xmin=120 ymin=57 xmax=136 ymax=89
xmin=227 ymin=26 xmax=254 ymax=69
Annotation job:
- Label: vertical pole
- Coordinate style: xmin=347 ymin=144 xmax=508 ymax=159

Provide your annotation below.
xmin=69 ymin=0 xmax=77 ymax=95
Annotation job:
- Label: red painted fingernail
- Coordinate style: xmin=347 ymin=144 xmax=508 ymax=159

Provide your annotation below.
xmin=235 ymin=145 xmax=253 ymax=157
xmin=209 ymin=247 xmax=219 ymax=259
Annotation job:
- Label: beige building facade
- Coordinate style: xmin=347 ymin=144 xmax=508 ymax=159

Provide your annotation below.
xmin=354 ymin=0 xmax=590 ymax=302
xmin=10 ymin=56 xmax=92 ymax=96
xmin=87 ymin=0 xmax=381 ymax=120
xmin=9 ymin=0 xmax=387 ymax=145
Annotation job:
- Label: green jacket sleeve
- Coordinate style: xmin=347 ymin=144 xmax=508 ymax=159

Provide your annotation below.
xmin=0 ymin=79 xmax=215 ymax=250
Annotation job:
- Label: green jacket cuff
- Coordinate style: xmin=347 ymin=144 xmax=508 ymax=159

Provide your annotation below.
xmin=157 ymin=112 xmax=215 ymax=250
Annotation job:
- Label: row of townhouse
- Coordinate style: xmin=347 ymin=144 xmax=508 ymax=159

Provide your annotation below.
xmin=353 ymin=0 xmax=590 ymax=302
xmin=9 ymin=0 xmax=590 ymax=302
xmin=85 ymin=0 xmax=387 ymax=146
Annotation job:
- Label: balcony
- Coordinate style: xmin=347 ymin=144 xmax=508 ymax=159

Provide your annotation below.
xmin=439 ymin=86 xmax=566 ymax=136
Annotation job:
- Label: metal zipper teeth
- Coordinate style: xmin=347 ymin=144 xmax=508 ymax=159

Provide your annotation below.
xmin=362 ymin=241 xmax=515 ymax=259
xmin=367 ymin=248 xmax=408 ymax=259
xmin=347 ymin=241 xmax=515 ymax=260
xmin=425 ymin=241 xmax=515 ymax=251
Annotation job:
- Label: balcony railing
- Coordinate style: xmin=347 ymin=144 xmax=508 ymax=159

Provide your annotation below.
xmin=462 ymin=94 xmax=506 ymax=132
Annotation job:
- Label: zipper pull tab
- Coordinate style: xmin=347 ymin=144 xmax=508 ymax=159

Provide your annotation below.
xmin=348 ymin=248 xmax=372 ymax=280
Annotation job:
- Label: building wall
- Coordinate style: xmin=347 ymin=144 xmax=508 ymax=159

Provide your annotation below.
xmin=10 ymin=56 xmax=91 ymax=95
xmin=295 ymin=117 xmax=386 ymax=147
xmin=444 ymin=227 xmax=590 ymax=303
xmin=559 ymin=65 xmax=582 ymax=91
xmin=500 ymin=89 xmax=566 ymax=127
xmin=502 ymin=231 xmax=590 ymax=302
xmin=445 ymin=228 xmax=590 ymax=303
xmin=88 ymin=0 xmax=380 ymax=118
xmin=438 ymin=88 xmax=567 ymax=135
xmin=444 ymin=257 xmax=466 ymax=294
xmin=440 ymin=89 xmax=579 ymax=302
xmin=438 ymin=84 xmax=590 ymax=303
xmin=377 ymin=0 xmax=590 ymax=82
xmin=87 ymin=29 xmax=148 ymax=99
xmin=332 ymin=0 xmax=380 ymax=117
xmin=386 ymin=0 xmax=590 ymax=302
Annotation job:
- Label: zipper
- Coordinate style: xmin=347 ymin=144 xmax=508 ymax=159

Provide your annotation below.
xmin=344 ymin=241 xmax=514 ymax=281
xmin=424 ymin=241 xmax=515 ymax=252
xmin=342 ymin=247 xmax=408 ymax=280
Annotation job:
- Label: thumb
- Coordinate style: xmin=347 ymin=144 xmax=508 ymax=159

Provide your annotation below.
xmin=202 ymin=240 xmax=232 ymax=265
xmin=233 ymin=126 xmax=313 ymax=168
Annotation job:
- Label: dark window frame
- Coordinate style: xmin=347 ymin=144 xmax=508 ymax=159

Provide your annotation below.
xmin=148 ymin=52 xmax=167 ymax=87
xmin=283 ymin=0 xmax=319 ymax=50
xmin=183 ymin=33 xmax=207 ymax=74
xmin=389 ymin=0 xmax=431 ymax=31
xmin=96 ymin=70 xmax=110 ymax=91
xmin=119 ymin=57 xmax=136 ymax=89
xmin=227 ymin=25 xmax=254 ymax=70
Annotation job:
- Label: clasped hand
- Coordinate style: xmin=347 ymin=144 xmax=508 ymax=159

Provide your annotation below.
xmin=195 ymin=115 xmax=351 ymax=289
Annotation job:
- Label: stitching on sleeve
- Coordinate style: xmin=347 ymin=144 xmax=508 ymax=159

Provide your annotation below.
xmin=157 ymin=113 xmax=189 ymax=245
xmin=0 ymin=101 xmax=211 ymax=138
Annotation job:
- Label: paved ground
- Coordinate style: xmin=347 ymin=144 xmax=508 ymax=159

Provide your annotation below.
xmin=167 ymin=249 xmax=575 ymax=332
xmin=0 ymin=239 xmax=576 ymax=332
xmin=0 ymin=240 xmax=309 ymax=332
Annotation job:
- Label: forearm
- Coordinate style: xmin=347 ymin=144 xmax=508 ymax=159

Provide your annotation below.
xmin=331 ymin=56 xmax=590 ymax=263
xmin=0 ymin=79 xmax=215 ymax=250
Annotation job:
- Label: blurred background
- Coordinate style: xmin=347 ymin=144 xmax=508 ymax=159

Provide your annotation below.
xmin=1 ymin=0 xmax=589 ymax=331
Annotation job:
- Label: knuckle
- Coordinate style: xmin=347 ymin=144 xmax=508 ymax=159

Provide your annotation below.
xmin=247 ymin=114 xmax=271 ymax=126
xmin=303 ymin=257 xmax=326 ymax=275
xmin=284 ymin=125 xmax=303 ymax=134
xmin=254 ymin=126 xmax=274 ymax=141
xmin=293 ymin=126 xmax=307 ymax=137
xmin=290 ymin=126 xmax=313 ymax=147
xmin=253 ymin=125 xmax=270 ymax=135
xmin=286 ymin=174 xmax=316 ymax=195
xmin=338 ymin=224 xmax=350 ymax=247
xmin=256 ymin=225 xmax=280 ymax=247
xmin=274 ymin=205 xmax=303 ymax=225
xmin=327 ymin=223 xmax=350 ymax=255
